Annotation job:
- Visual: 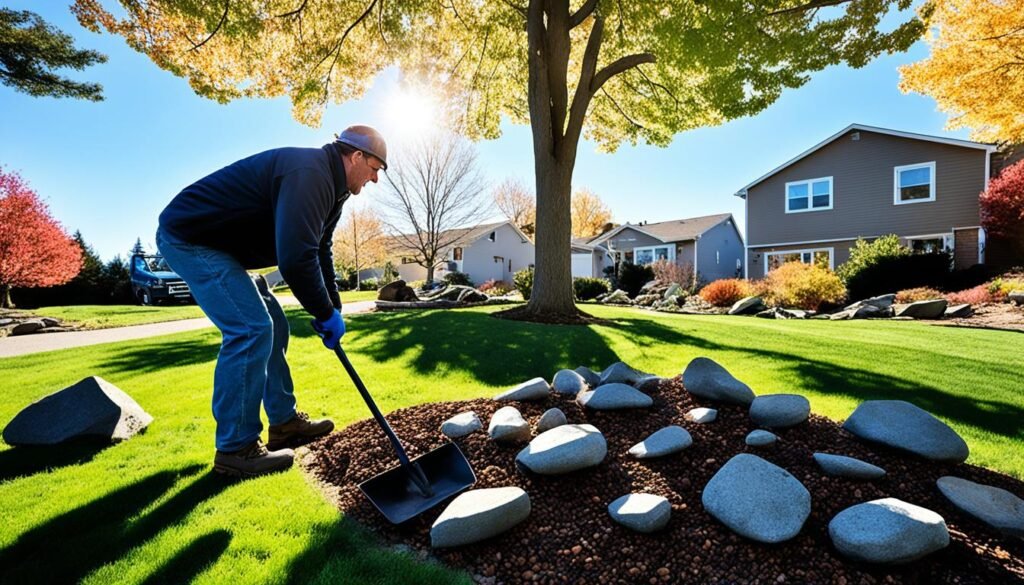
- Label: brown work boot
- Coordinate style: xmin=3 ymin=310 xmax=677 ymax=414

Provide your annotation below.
xmin=267 ymin=411 xmax=335 ymax=450
xmin=213 ymin=440 xmax=293 ymax=478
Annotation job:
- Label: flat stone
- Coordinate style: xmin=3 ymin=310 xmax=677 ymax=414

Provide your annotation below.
xmin=944 ymin=304 xmax=973 ymax=318
xmin=682 ymin=357 xmax=755 ymax=406
xmin=686 ymin=407 xmax=718 ymax=424
xmin=829 ymin=498 xmax=949 ymax=564
xmin=515 ymin=424 xmax=607 ymax=475
xmin=577 ymin=383 xmax=653 ymax=410
xmin=551 ymin=369 xmax=587 ymax=395
xmin=1010 ymin=291 xmax=1024 ymax=305
xmin=430 ymin=487 xmax=531 ymax=548
xmin=40 ymin=317 xmax=60 ymax=327
xmin=10 ymin=320 xmax=44 ymax=335
xmin=843 ymin=400 xmax=969 ymax=463
xmin=745 ymin=430 xmax=777 ymax=447
xmin=573 ymin=366 xmax=601 ymax=388
xmin=936 ymin=476 xmax=1024 ymax=537
xmin=845 ymin=294 xmax=896 ymax=311
xmin=598 ymin=362 xmax=644 ymax=385
xmin=749 ymin=394 xmax=810 ymax=429
xmin=813 ymin=453 xmax=886 ymax=480
xmin=628 ymin=426 xmax=693 ymax=458
xmin=664 ymin=283 xmax=682 ymax=299
xmin=487 ymin=406 xmax=531 ymax=443
xmin=608 ymin=493 xmax=671 ymax=533
xmin=702 ymin=453 xmax=811 ymax=543
xmin=895 ymin=299 xmax=948 ymax=320
xmin=3 ymin=376 xmax=153 ymax=445
xmin=494 ymin=377 xmax=550 ymax=401
xmin=441 ymin=411 xmax=482 ymax=439
xmin=728 ymin=296 xmax=766 ymax=315
xmin=536 ymin=408 xmax=567 ymax=433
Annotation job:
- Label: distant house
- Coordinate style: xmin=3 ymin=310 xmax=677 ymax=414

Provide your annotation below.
xmin=384 ymin=221 xmax=535 ymax=285
xmin=735 ymin=124 xmax=1002 ymax=277
xmin=573 ymin=213 xmax=745 ymax=282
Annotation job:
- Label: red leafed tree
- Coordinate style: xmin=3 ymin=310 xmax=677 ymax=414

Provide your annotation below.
xmin=0 ymin=169 xmax=83 ymax=308
xmin=981 ymin=159 xmax=1024 ymax=238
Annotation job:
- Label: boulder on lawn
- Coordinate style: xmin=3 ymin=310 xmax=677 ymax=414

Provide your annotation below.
xmin=682 ymin=357 xmax=755 ymax=406
xmin=628 ymin=425 xmax=693 ymax=458
xmin=944 ymin=304 xmax=973 ymax=318
xmin=456 ymin=288 xmax=488 ymax=303
xmin=494 ymin=377 xmax=550 ymax=401
xmin=600 ymin=290 xmax=631 ymax=305
xmin=430 ymin=487 xmax=531 ymax=548
xmin=3 ymin=376 xmax=153 ymax=446
xmin=487 ymin=406 xmax=531 ymax=444
xmin=828 ymin=498 xmax=949 ymax=564
xmin=377 ymin=280 xmax=419 ymax=302
xmin=702 ymin=453 xmax=811 ymax=543
xmin=728 ymin=296 xmax=766 ymax=316
xmin=845 ymin=294 xmax=896 ymax=311
xmin=842 ymin=400 xmax=969 ymax=463
xmin=749 ymin=394 xmax=810 ymax=429
xmin=895 ymin=299 xmax=948 ymax=320
xmin=552 ymin=369 xmax=587 ymax=395
xmin=813 ymin=453 xmax=886 ymax=480
xmin=440 ymin=411 xmax=482 ymax=439
xmin=936 ymin=476 xmax=1024 ymax=537
xmin=598 ymin=361 xmax=644 ymax=385
xmin=608 ymin=493 xmax=671 ymax=533
xmin=516 ymin=424 xmax=607 ymax=475
xmin=11 ymin=320 xmax=45 ymax=336
xmin=536 ymin=408 xmax=567 ymax=433
xmin=577 ymin=383 xmax=653 ymax=410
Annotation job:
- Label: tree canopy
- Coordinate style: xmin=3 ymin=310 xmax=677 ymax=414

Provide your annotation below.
xmin=571 ymin=187 xmax=612 ymax=238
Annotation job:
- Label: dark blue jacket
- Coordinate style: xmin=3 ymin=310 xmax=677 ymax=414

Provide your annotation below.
xmin=159 ymin=143 xmax=348 ymax=320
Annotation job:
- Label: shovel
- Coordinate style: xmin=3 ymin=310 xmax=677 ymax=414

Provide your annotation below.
xmin=329 ymin=345 xmax=476 ymax=524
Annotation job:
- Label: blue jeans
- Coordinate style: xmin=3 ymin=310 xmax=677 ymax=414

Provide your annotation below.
xmin=156 ymin=227 xmax=297 ymax=452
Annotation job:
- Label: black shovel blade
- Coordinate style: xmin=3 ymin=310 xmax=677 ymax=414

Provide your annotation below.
xmin=358 ymin=442 xmax=476 ymax=524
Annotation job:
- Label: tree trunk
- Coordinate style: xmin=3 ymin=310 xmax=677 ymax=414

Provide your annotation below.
xmin=0 ymin=284 xmax=12 ymax=309
xmin=526 ymin=155 xmax=577 ymax=316
xmin=426 ymin=264 xmax=435 ymax=285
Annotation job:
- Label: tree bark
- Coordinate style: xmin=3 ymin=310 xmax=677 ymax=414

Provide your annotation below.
xmin=0 ymin=284 xmax=12 ymax=309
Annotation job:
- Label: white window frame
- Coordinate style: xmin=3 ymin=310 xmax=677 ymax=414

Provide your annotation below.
xmin=764 ymin=247 xmax=834 ymax=276
xmin=905 ymin=232 xmax=953 ymax=253
xmin=784 ymin=176 xmax=833 ymax=214
xmin=894 ymin=161 xmax=936 ymax=205
xmin=633 ymin=244 xmax=676 ymax=266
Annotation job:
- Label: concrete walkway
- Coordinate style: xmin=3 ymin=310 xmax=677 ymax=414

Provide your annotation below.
xmin=0 ymin=299 xmax=376 ymax=359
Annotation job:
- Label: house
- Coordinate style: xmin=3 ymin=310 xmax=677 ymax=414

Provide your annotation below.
xmin=735 ymin=124 xmax=999 ymax=277
xmin=573 ymin=213 xmax=745 ymax=282
xmin=385 ymin=221 xmax=535 ymax=285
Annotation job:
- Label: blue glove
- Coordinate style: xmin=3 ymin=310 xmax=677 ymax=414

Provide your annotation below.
xmin=311 ymin=309 xmax=345 ymax=349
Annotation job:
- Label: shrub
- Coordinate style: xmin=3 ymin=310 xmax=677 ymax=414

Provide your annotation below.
xmin=988 ymin=275 xmax=1024 ymax=298
xmin=617 ymin=262 xmax=655 ymax=298
xmin=895 ymin=287 xmax=944 ymax=303
xmin=762 ymin=262 xmax=846 ymax=311
xmin=946 ymin=284 xmax=996 ymax=305
xmin=443 ymin=271 xmax=474 ymax=287
xmin=574 ymin=277 xmax=611 ymax=301
xmin=836 ymin=235 xmax=910 ymax=283
xmin=845 ymin=252 xmax=952 ymax=302
xmin=479 ymin=279 xmax=514 ymax=296
xmin=513 ymin=267 xmax=534 ymax=300
xmin=944 ymin=264 xmax=995 ymax=292
xmin=651 ymin=259 xmax=698 ymax=293
xmin=699 ymin=278 xmax=751 ymax=307
xmin=358 ymin=277 xmax=380 ymax=291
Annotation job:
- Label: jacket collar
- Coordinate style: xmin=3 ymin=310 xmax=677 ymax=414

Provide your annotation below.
xmin=324 ymin=143 xmax=350 ymax=202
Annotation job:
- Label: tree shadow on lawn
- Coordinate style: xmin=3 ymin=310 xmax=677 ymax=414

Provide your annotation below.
xmin=0 ymin=439 xmax=110 ymax=483
xmin=0 ymin=464 xmax=233 ymax=584
xmin=98 ymin=337 xmax=219 ymax=377
xmin=138 ymin=529 xmax=232 ymax=585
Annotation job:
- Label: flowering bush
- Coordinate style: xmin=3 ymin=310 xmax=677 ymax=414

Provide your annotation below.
xmin=945 ymin=284 xmax=996 ymax=305
xmin=895 ymin=287 xmax=944 ymax=303
xmin=478 ymin=279 xmax=514 ymax=296
xmin=762 ymin=262 xmax=846 ymax=311
xmin=988 ymin=276 xmax=1024 ymax=299
xmin=699 ymin=278 xmax=751 ymax=307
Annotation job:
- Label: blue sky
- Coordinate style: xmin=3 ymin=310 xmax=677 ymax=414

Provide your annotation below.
xmin=1 ymin=2 xmax=963 ymax=262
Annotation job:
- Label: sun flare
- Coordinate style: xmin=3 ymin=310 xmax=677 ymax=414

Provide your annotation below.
xmin=380 ymin=85 xmax=441 ymax=145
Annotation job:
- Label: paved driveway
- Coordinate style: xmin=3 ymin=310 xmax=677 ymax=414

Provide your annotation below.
xmin=0 ymin=299 xmax=376 ymax=359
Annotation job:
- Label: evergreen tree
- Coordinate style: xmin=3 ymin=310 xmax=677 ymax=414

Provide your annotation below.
xmin=130 ymin=237 xmax=145 ymax=256
xmin=101 ymin=254 xmax=133 ymax=304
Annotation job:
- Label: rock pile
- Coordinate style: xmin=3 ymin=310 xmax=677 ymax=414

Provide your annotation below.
xmin=0 ymin=310 xmax=75 ymax=337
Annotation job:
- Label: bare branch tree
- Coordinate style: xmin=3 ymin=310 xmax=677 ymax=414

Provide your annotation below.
xmin=332 ymin=205 xmax=387 ymax=287
xmin=493 ymin=177 xmax=535 ymax=238
xmin=379 ymin=133 xmax=494 ymax=283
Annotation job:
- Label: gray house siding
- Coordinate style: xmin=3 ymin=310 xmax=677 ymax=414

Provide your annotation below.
xmin=605 ymin=228 xmax=664 ymax=254
xmin=697 ymin=221 xmax=745 ymax=281
xmin=746 ymin=130 xmax=987 ymax=247
xmin=460 ymin=223 xmax=534 ymax=284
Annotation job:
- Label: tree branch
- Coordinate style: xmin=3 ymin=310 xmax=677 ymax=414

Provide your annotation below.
xmin=590 ymin=53 xmax=655 ymax=93
xmin=498 ymin=0 xmax=527 ymax=18
xmin=600 ymin=87 xmax=645 ymax=130
xmin=188 ymin=0 xmax=229 ymax=52
xmin=276 ymin=0 xmax=308 ymax=19
xmin=569 ymin=0 xmax=599 ymax=29
xmin=767 ymin=0 xmax=850 ymax=17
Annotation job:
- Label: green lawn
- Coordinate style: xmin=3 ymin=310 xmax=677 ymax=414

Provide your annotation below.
xmin=339 ymin=290 xmax=378 ymax=303
xmin=1 ymin=305 xmax=1021 ymax=584
xmin=31 ymin=304 xmax=207 ymax=330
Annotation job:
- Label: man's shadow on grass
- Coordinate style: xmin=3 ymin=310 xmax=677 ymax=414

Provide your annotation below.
xmin=0 ymin=465 xmax=233 ymax=585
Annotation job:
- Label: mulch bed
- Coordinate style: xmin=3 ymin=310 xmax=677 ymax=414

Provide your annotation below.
xmin=302 ymin=378 xmax=1024 ymax=584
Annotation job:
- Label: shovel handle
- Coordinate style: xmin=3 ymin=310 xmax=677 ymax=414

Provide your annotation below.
xmin=332 ymin=346 xmax=416 ymax=470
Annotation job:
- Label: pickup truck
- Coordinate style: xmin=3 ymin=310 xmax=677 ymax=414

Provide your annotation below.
xmin=130 ymin=254 xmax=193 ymax=305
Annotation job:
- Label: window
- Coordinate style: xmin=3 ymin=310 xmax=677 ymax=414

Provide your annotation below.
xmin=453 ymin=247 xmax=463 ymax=261
xmin=401 ymin=256 xmax=416 ymax=264
xmin=633 ymin=245 xmax=675 ymax=266
xmin=785 ymin=177 xmax=832 ymax=213
xmin=907 ymin=234 xmax=952 ymax=254
xmin=764 ymin=248 xmax=833 ymax=275
xmin=894 ymin=162 xmax=935 ymax=204
xmin=488 ymin=231 xmax=496 ymax=242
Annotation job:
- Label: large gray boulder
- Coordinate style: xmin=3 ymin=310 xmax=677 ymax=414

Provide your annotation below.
xmin=11 ymin=320 xmax=45 ymax=336
xmin=573 ymin=366 xmax=601 ymax=388
xmin=682 ymin=357 xmax=755 ymax=406
xmin=598 ymin=362 xmax=644 ymax=385
xmin=749 ymin=394 xmax=810 ymax=429
xmin=813 ymin=453 xmax=886 ymax=480
xmin=828 ymin=498 xmax=949 ymax=564
xmin=936 ymin=476 xmax=1024 ymax=537
xmin=494 ymin=377 xmax=550 ymax=401
xmin=577 ymin=383 xmax=653 ymax=410
xmin=516 ymin=424 xmax=607 ymax=475
xmin=440 ymin=411 xmax=482 ymax=439
xmin=608 ymin=493 xmax=671 ymax=533
xmin=842 ymin=400 xmax=969 ymax=463
xmin=552 ymin=369 xmax=587 ymax=395
xmin=702 ymin=454 xmax=811 ymax=543
xmin=728 ymin=296 xmax=766 ymax=316
xmin=536 ymin=408 xmax=567 ymax=433
xmin=686 ymin=407 xmax=718 ymax=424
xmin=895 ymin=299 xmax=948 ymax=320
xmin=430 ymin=487 xmax=531 ymax=548
xmin=845 ymin=294 xmax=896 ymax=311
xmin=745 ymin=430 xmax=778 ymax=447
xmin=487 ymin=406 xmax=531 ymax=443
xmin=1010 ymin=291 xmax=1024 ymax=305
xmin=628 ymin=425 xmax=692 ymax=458
xmin=944 ymin=304 xmax=973 ymax=318
xmin=3 ymin=376 xmax=153 ymax=446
